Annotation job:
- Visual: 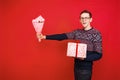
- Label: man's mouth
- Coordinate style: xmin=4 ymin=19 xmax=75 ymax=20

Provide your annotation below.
xmin=83 ymin=23 xmax=86 ymax=25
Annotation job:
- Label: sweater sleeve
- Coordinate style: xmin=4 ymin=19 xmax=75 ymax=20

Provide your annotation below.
xmin=84 ymin=51 xmax=102 ymax=61
xmin=84 ymin=32 xmax=102 ymax=61
xmin=46 ymin=33 xmax=68 ymax=41
xmin=92 ymin=32 xmax=102 ymax=53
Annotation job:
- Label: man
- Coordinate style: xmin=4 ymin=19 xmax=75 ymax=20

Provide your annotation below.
xmin=36 ymin=10 xmax=102 ymax=80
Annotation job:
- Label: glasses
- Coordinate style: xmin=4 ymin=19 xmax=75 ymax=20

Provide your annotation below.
xmin=80 ymin=17 xmax=91 ymax=20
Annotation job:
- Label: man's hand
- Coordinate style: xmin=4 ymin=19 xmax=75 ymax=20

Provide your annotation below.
xmin=79 ymin=57 xmax=85 ymax=60
xmin=36 ymin=33 xmax=46 ymax=40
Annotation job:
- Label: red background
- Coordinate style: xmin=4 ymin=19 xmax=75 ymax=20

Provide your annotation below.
xmin=0 ymin=0 xmax=120 ymax=80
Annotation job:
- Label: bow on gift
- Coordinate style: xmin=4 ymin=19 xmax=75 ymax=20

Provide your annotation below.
xmin=32 ymin=15 xmax=45 ymax=42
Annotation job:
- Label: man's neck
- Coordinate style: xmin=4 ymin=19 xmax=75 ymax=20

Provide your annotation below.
xmin=84 ymin=26 xmax=92 ymax=31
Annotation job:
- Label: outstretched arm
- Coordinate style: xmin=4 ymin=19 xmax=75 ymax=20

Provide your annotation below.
xmin=36 ymin=33 xmax=68 ymax=41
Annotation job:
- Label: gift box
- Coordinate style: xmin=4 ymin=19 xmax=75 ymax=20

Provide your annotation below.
xmin=67 ymin=42 xmax=87 ymax=58
xmin=32 ymin=15 xmax=45 ymax=42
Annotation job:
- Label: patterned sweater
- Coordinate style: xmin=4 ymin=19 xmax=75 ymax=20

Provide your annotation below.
xmin=46 ymin=28 xmax=102 ymax=70
xmin=66 ymin=28 xmax=102 ymax=53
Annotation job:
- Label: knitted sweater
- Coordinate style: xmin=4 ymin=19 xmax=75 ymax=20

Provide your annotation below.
xmin=46 ymin=28 xmax=102 ymax=70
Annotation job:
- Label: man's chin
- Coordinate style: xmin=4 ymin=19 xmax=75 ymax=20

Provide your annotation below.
xmin=82 ymin=25 xmax=87 ymax=28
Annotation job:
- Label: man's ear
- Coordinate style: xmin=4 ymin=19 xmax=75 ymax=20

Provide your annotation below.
xmin=90 ymin=18 xmax=93 ymax=22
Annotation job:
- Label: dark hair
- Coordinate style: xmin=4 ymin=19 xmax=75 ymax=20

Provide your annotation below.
xmin=80 ymin=10 xmax=92 ymax=18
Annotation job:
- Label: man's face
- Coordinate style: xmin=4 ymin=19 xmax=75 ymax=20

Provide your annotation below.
xmin=80 ymin=13 xmax=92 ymax=28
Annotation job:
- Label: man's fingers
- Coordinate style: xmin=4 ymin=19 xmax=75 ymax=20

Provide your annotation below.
xmin=36 ymin=33 xmax=45 ymax=39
